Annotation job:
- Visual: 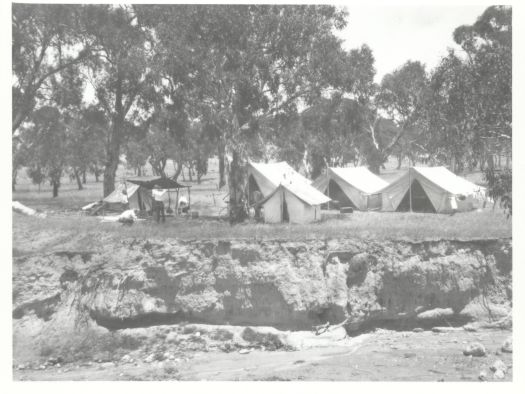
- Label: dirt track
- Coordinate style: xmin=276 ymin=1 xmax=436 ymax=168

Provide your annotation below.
xmin=14 ymin=328 xmax=512 ymax=381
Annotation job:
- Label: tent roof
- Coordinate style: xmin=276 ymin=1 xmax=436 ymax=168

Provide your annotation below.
xmin=103 ymin=183 xmax=140 ymax=204
xmin=248 ymin=161 xmax=311 ymax=188
xmin=411 ymin=167 xmax=485 ymax=195
xmin=328 ymin=167 xmax=389 ymax=194
xmin=127 ymin=176 xmax=190 ymax=190
xmin=263 ymin=180 xmax=331 ymax=206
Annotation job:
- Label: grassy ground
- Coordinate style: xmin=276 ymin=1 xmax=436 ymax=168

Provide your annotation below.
xmin=13 ymin=208 xmax=510 ymax=257
xmin=12 ymin=157 xmax=227 ymax=215
xmin=12 ymin=157 xmax=511 ymax=245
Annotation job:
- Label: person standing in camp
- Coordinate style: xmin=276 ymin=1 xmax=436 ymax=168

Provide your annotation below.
xmin=153 ymin=193 xmax=165 ymax=223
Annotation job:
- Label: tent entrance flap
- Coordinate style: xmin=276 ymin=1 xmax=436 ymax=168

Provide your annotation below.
xmin=248 ymin=175 xmax=262 ymax=204
xmin=282 ymin=194 xmax=290 ymax=223
xmin=327 ymin=179 xmax=357 ymax=209
xmin=396 ymin=179 xmax=436 ymax=213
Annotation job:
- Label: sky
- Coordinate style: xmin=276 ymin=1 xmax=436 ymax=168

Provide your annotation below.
xmin=337 ymin=5 xmax=489 ymax=82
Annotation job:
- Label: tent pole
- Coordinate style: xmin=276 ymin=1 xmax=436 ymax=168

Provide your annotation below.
xmin=409 ymin=167 xmax=413 ymax=212
xmin=176 ymin=189 xmax=179 ymax=216
xmin=328 ymin=176 xmax=330 ymax=210
xmin=247 ymin=175 xmax=250 ymax=206
xmin=280 ymin=189 xmax=284 ymax=223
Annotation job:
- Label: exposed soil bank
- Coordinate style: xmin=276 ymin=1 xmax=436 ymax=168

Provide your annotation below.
xmin=13 ymin=237 xmax=511 ymax=363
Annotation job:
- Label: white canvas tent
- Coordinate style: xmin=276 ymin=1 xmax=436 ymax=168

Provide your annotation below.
xmin=247 ymin=161 xmax=311 ymax=203
xmin=379 ymin=167 xmax=487 ymax=213
xmin=103 ymin=183 xmax=153 ymax=211
xmin=260 ymin=180 xmax=330 ymax=224
xmin=312 ymin=167 xmax=389 ymax=211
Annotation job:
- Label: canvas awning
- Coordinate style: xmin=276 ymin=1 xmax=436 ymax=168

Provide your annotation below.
xmin=127 ymin=176 xmax=190 ymax=190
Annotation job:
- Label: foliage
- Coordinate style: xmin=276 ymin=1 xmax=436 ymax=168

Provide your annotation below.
xmin=12 ymin=4 xmax=91 ymax=133
xmin=21 ymin=106 xmax=68 ymax=197
xmin=65 ymin=107 xmax=107 ymax=186
xmin=426 ymin=6 xmax=511 ymax=171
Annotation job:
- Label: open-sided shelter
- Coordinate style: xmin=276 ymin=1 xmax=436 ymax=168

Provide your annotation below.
xmin=126 ymin=176 xmax=191 ymax=213
xmin=246 ymin=161 xmax=311 ymax=204
xmin=260 ymin=180 xmax=330 ymax=224
xmin=312 ymin=167 xmax=389 ymax=211
xmin=378 ymin=166 xmax=486 ymax=213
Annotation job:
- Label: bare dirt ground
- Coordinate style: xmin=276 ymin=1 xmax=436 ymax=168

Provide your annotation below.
xmin=14 ymin=328 xmax=512 ymax=381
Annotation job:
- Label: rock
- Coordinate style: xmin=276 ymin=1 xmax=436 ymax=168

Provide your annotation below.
xmin=490 ymin=359 xmax=507 ymax=373
xmin=417 ymin=308 xmax=454 ymax=321
xmin=432 ymin=326 xmax=462 ymax=333
xmin=413 ymin=328 xmax=424 ymax=333
xmin=501 ymin=336 xmax=512 ymax=353
xmin=17 ymin=364 xmax=25 ymax=370
xmin=144 ymin=354 xmax=156 ymax=363
xmin=478 ymin=371 xmax=487 ymax=381
xmin=101 ymin=362 xmax=115 ymax=368
xmin=47 ymin=356 xmax=63 ymax=365
xmin=463 ymin=342 xmax=486 ymax=357
xmin=239 ymin=349 xmax=250 ymax=354
xmin=480 ymin=314 xmax=512 ymax=330
xmin=121 ymin=355 xmax=132 ymax=364
xmin=462 ymin=323 xmax=478 ymax=332
xmin=494 ymin=369 xmax=505 ymax=379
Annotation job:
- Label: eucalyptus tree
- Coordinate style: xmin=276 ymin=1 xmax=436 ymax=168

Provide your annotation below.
xmin=373 ymin=61 xmax=429 ymax=171
xmin=12 ymin=4 xmax=91 ymax=133
xmin=452 ymin=5 xmax=511 ymax=169
xmin=81 ymin=4 xmax=157 ymax=196
xmin=138 ymin=4 xmax=349 ymax=222
xmin=425 ymin=6 xmax=511 ymax=172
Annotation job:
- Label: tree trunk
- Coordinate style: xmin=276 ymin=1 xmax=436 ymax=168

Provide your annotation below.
xmin=12 ymin=169 xmax=17 ymax=192
xmin=228 ymin=149 xmax=248 ymax=224
xmin=103 ymin=73 xmax=125 ymax=197
xmin=310 ymin=152 xmax=326 ymax=180
xmin=188 ymin=164 xmax=193 ymax=182
xmin=73 ymin=168 xmax=83 ymax=190
xmin=103 ymin=136 xmax=121 ymax=197
xmin=94 ymin=169 xmax=100 ymax=182
xmin=82 ymin=170 xmax=87 ymax=184
xmin=396 ymin=154 xmax=403 ymax=169
xmin=173 ymin=160 xmax=183 ymax=181
xmin=218 ymin=139 xmax=226 ymax=188
xmin=52 ymin=181 xmax=60 ymax=198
